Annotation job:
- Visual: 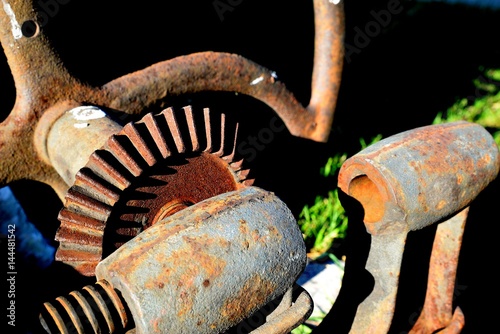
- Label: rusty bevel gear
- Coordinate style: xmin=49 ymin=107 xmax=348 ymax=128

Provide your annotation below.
xmin=54 ymin=106 xmax=253 ymax=276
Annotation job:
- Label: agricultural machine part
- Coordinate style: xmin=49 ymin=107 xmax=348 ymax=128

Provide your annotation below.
xmin=39 ymin=186 xmax=313 ymax=334
xmin=44 ymin=103 xmax=251 ymax=276
xmin=337 ymin=121 xmax=500 ymax=333
xmin=0 ymin=0 xmax=336 ymax=332
xmin=0 ymin=0 xmax=344 ymax=205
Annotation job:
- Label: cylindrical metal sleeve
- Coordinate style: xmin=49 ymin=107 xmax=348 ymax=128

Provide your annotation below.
xmin=95 ymin=186 xmax=307 ymax=334
xmin=338 ymin=121 xmax=500 ymax=234
xmin=46 ymin=105 xmax=122 ymax=186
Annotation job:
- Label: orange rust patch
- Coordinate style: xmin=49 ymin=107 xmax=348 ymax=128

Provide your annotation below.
xmin=220 ymin=274 xmax=276 ymax=323
xmin=436 ymin=200 xmax=447 ymax=211
xmin=168 ymin=236 xmax=227 ymax=317
xmin=268 ymin=225 xmax=281 ymax=239
xmin=348 ymin=175 xmax=385 ymax=223
xmin=252 ymin=229 xmax=261 ymax=242
xmin=239 ymin=219 xmax=249 ymax=235
xmin=418 ymin=192 xmax=429 ymax=213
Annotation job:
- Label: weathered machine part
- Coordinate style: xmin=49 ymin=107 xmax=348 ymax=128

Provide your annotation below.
xmin=39 ymin=187 xmax=313 ymax=334
xmin=337 ymin=121 xmax=500 ymax=333
xmin=0 ymin=0 xmax=339 ymax=331
xmin=408 ymin=208 xmax=468 ymax=334
xmin=0 ymin=0 xmax=344 ymax=205
xmin=100 ymin=0 xmax=344 ymax=143
xmin=40 ymin=103 xmax=251 ymax=276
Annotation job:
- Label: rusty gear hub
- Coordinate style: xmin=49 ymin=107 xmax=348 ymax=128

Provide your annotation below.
xmin=55 ymin=106 xmax=253 ymax=276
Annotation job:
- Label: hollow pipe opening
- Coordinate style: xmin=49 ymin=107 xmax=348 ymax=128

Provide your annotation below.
xmin=348 ymin=175 xmax=384 ymax=223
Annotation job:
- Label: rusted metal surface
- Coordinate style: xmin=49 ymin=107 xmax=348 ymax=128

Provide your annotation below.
xmin=40 ymin=187 xmax=308 ymax=334
xmin=95 ymin=186 xmax=307 ymax=333
xmin=0 ymin=0 xmax=344 ymax=204
xmin=103 ymin=1 xmax=344 ymax=143
xmin=337 ymin=121 xmax=500 ymax=333
xmin=40 ymin=279 xmax=131 ymax=333
xmin=0 ymin=0 xmax=106 ymax=198
xmin=409 ymin=208 xmax=468 ymax=333
xmin=309 ymin=0 xmax=345 ymax=142
xmin=250 ymin=285 xmax=314 ymax=334
xmin=54 ymin=105 xmax=251 ymax=276
xmin=338 ymin=121 xmax=500 ymax=234
xmin=44 ymin=104 xmax=124 ymax=186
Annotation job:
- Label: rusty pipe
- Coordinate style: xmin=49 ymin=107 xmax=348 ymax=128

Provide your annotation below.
xmin=337 ymin=121 xmax=500 ymax=333
xmin=338 ymin=121 xmax=500 ymax=234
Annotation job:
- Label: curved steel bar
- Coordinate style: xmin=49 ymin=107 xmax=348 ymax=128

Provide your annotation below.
xmin=0 ymin=0 xmax=106 ymax=198
xmin=103 ymin=0 xmax=345 ymax=143
xmin=309 ymin=0 xmax=345 ymax=142
xmin=102 ymin=51 xmax=314 ymax=138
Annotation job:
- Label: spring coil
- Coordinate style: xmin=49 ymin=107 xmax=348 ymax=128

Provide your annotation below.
xmin=39 ymin=279 xmax=130 ymax=334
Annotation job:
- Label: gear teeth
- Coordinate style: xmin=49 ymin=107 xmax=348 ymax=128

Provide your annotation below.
xmin=87 ymin=151 xmax=132 ymax=190
xmin=55 ymin=208 xmax=106 ymax=274
xmin=65 ymin=188 xmax=112 ymax=222
xmin=243 ymin=179 xmax=255 ymax=186
xmin=183 ymin=105 xmax=200 ymax=151
xmin=55 ymin=242 xmax=102 ymax=268
xmin=203 ymin=108 xmax=213 ymax=153
xmin=230 ymin=159 xmax=244 ymax=171
xmin=105 ymin=136 xmax=143 ymax=177
xmin=55 ymin=248 xmax=102 ymax=263
xmin=122 ymin=123 xmax=157 ymax=167
xmin=161 ymin=107 xmax=185 ymax=154
xmin=223 ymin=122 xmax=239 ymax=162
xmin=56 ymin=105 xmax=252 ymax=276
xmin=236 ymin=169 xmax=251 ymax=181
xmin=58 ymin=209 xmax=106 ymax=232
xmin=213 ymin=112 xmax=226 ymax=157
xmin=55 ymin=225 xmax=103 ymax=247
xmin=139 ymin=112 xmax=171 ymax=159
xmin=74 ymin=168 xmax=120 ymax=206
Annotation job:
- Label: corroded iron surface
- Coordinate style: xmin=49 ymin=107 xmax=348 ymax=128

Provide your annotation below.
xmin=0 ymin=0 xmax=344 ymax=203
xmin=95 ymin=186 xmax=307 ymax=334
xmin=338 ymin=121 xmax=500 ymax=234
xmin=55 ymin=106 xmax=251 ymax=276
xmin=337 ymin=121 xmax=500 ymax=333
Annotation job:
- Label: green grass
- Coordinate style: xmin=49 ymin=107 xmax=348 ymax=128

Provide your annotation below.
xmin=297 ymin=134 xmax=382 ymax=259
xmin=433 ymin=67 xmax=500 ymax=145
xmin=292 ymin=67 xmax=500 ymax=333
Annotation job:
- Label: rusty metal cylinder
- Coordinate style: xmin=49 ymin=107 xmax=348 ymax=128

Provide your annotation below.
xmin=338 ymin=121 xmax=500 ymax=234
xmin=95 ymin=186 xmax=307 ymax=334
xmin=40 ymin=102 xmax=122 ymax=186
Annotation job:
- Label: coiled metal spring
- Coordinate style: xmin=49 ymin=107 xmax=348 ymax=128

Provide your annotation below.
xmin=39 ymin=279 xmax=130 ymax=334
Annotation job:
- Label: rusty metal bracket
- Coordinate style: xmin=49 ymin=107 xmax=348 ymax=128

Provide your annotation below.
xmin=337 ymin=121 xmax=500 ymax=333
